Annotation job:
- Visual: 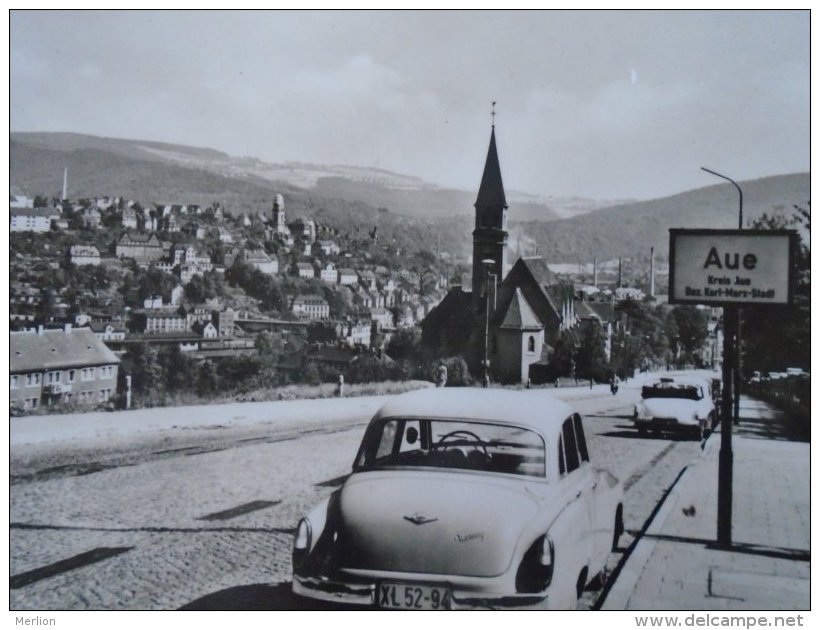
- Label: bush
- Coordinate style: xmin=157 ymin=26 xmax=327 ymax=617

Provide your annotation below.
xmin=745 ymin=376 xmax=810 ymax=436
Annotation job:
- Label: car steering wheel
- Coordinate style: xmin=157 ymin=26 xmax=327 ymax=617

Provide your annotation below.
xmin=432 ymin=430 xmax=488 ymax=458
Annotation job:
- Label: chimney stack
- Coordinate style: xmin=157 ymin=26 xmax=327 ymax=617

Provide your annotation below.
xmin=593 ymin=257 xmax=598 ymax=287
xmin=650 ymin=247 xmax=656 ymax=297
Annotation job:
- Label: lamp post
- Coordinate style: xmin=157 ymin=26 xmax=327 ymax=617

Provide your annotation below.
xmin=481 ymin=259 xmax=495 ymax=388
xmin=701 ymin=166 xmax=743 ymax=424
xmin=701 ymin=166 xmax=743 ymax=547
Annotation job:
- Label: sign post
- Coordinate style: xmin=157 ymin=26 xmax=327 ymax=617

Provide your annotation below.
xmin=669 ymin=229 xmax=795 ymax=546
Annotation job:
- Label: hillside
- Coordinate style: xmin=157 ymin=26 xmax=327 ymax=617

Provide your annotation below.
xmin=9 ymin=132 xmax=613 ymax=222
xmin=9 ymin=133 xmax=809 ymax=267
xmin=516 ymin=173 xmax=810 ymax=263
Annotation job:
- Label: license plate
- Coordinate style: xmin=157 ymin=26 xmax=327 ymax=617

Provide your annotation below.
xmin=378 ymin=582 xmax=451 ymax=610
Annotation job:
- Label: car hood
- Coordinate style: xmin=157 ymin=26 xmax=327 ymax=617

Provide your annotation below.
xmin=335 ymin=471 xmax=543 ymax=577
xmin=640 ymin=398 xmax=697 ymax=420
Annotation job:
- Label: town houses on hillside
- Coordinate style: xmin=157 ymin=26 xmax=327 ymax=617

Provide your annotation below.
xmin=8 ymin=188 xmax=451 ymax=411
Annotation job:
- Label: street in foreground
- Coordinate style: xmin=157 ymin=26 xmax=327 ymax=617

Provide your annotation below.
xmin=10 ymin=373 xmax=727 ymax=610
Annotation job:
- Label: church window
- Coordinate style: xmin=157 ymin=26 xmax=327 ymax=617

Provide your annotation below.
xmin=527 ymin=335 xmax=536 ymax=353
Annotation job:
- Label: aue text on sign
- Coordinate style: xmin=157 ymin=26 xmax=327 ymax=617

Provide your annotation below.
xmin=669 ymin=229 xmax=795 ymax=306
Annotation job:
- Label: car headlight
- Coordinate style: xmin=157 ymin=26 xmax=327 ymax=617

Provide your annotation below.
xmin=294 ymin=518 xmax=312 ymax=552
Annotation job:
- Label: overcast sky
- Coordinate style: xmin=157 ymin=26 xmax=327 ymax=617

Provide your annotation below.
xmin=10 ymin=10 xmax=810 ymax=200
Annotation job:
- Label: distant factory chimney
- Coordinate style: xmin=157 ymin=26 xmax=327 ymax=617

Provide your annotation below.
xmin=62 ymin=166 xmax=68 ymax=200
xmin=650 ymin=246 xmax=656 ymax=297
xmin=593 ymin=257 xmax=598 ymax=287
xmin=618 ymin=257 xmax=623 ymax=288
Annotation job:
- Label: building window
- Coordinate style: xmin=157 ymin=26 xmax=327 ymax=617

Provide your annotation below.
xmin=527 ymin=336 xmax=536 ymax=353
xmin=11 ymin=375 xmax=18 ymax=389
xmin=26 ymin=373 xmax=41 ymax=387
xmin=68 ymin=370 xmax=76 ymax=382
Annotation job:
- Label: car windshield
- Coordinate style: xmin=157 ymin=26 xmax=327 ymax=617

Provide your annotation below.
xmin=354 ymin=418 xmax=546 ymax=478
xmin=641 ymin=383 xmax=703 ymax=401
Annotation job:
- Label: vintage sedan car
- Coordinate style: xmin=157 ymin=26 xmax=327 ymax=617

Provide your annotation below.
xmin=292 ymin=388 xmax=624 ymax=610
xmin=633 ymin=377 xmax=716 ymax=439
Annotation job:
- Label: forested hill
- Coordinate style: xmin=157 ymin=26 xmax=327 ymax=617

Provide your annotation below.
xmin=10 ymin=131 xmax=592 ymax=222
xmin=10 ymin=132 xmax=808 ymax=265
xmin=515 ymin=173 xmax=810 ymax=263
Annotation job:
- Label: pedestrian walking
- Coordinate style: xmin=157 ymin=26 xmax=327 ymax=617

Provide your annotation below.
xmin=436 ymin=363 xmax=448 ymax=388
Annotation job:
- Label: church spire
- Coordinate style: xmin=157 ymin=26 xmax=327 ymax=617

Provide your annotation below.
xmin=471 ymin=109 xmax=509 ymax=309
xmin=475 ymin=123 xmax=508 ymax=211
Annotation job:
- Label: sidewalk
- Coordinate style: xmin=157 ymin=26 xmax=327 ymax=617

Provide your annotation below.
xmin=602 ymin=397 xmax=810 ymax=610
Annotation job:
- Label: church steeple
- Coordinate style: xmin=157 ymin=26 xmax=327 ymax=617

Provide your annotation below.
xmin=471 ymin=111 xmax=509 ymax=309
xmin=474 ymin=126 xmax=508 ymax=214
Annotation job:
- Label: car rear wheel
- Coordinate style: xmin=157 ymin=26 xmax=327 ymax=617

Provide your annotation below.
xmin=576 ymin=567 xmax=588 ymax=600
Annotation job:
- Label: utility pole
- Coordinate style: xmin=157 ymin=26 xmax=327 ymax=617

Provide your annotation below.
xmin=482 ymin=259 xmax=495 ymax=388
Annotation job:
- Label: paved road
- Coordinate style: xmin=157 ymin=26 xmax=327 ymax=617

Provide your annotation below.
xmin=9 ymin=373 xmax=712 ymax=610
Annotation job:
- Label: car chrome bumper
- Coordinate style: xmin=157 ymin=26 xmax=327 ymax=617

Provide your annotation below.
xmin=635 ymin=417 xmax=698 ymax=428
xmin=292 ymin=574 xmax=548 ymax=610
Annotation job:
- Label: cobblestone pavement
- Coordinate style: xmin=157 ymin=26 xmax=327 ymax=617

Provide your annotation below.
xmin=10 ymin=380 xmax=707 ymax=610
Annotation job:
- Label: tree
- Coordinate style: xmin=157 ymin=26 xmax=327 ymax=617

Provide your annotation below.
xmin=575 ymin=324 xmax=611 ymax=382
xmin=195 ymin=360 xmax=220 ymax=396
xmin=122 ymin=343 xmax=166 ymax=405
xmin=741 ymin=204 xmax=810 ymax=373
xmin=670 ymin=306 xmax=708 ymax=364
xmin=159 ymin=345 xmax=193 ymax=393
xmin=386 ymin=328 xmax=422 ymax=362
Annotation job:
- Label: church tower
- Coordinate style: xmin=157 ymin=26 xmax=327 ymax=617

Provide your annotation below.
xmin=273 ymin=194 xmax=287 ymax=234
xmin=471 ymin=120 xmax=509 ymax=310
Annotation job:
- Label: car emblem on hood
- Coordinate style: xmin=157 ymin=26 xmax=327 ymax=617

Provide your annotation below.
xmin=404 ymin=512 xmax=438 ymax=525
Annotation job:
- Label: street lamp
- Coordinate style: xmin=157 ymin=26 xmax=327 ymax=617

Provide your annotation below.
xmin=481 ymin=258 xmax=495 ymax=388
xmin=701 ymin=167 xmax=743 ymax=230
xmin=701 ymin=166 xmax=743 ymax=547
xmin=702 ymin=166 xmax=743 ymax=424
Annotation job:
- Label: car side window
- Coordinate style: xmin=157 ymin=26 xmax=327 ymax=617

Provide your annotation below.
xmin=562 ymin=418 xmax=580 ymax=473
xmin=374 ymin=420 xmax=399 ymax=460
xmin=398 ymin=419 xmax=422 ymax=453
xmin=573 ymin=414 xmax=589 ymax=463
xmin=558 ymin=435 xmax=566 ymax=476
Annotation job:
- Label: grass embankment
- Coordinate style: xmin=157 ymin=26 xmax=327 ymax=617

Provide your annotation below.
xmin=16 ymin=380 xmax=435 ymax=416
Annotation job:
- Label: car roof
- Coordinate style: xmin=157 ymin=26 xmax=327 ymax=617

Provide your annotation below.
xmin=371 ymin=387 xmax=575 ymax=435
xmin=648 ymin=377 xmax=706 ymax=388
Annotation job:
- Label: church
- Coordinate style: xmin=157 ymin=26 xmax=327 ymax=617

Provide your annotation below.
xmin=422 ymin=121 xmax=614 ymax=384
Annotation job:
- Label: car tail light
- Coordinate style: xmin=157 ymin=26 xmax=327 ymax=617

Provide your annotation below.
xmin=539 ymin=535 xmax=554 ymax=571
xmin=515 ymin=535 xmax=554 ymax=593
xmin=294 ymin=518 xmax=312 ymax=551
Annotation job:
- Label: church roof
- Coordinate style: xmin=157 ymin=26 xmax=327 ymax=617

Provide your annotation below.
xmin=519 ymin=257 xmax=556 ymax=287
xmin=496 ymin=288 xmax=543 ymax=330
xmin=475 ymin=127 xmax=507 ymax=209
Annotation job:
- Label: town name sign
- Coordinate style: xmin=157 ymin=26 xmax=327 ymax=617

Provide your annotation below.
xmin=669 ymin=229 xmax=796 ymax=306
